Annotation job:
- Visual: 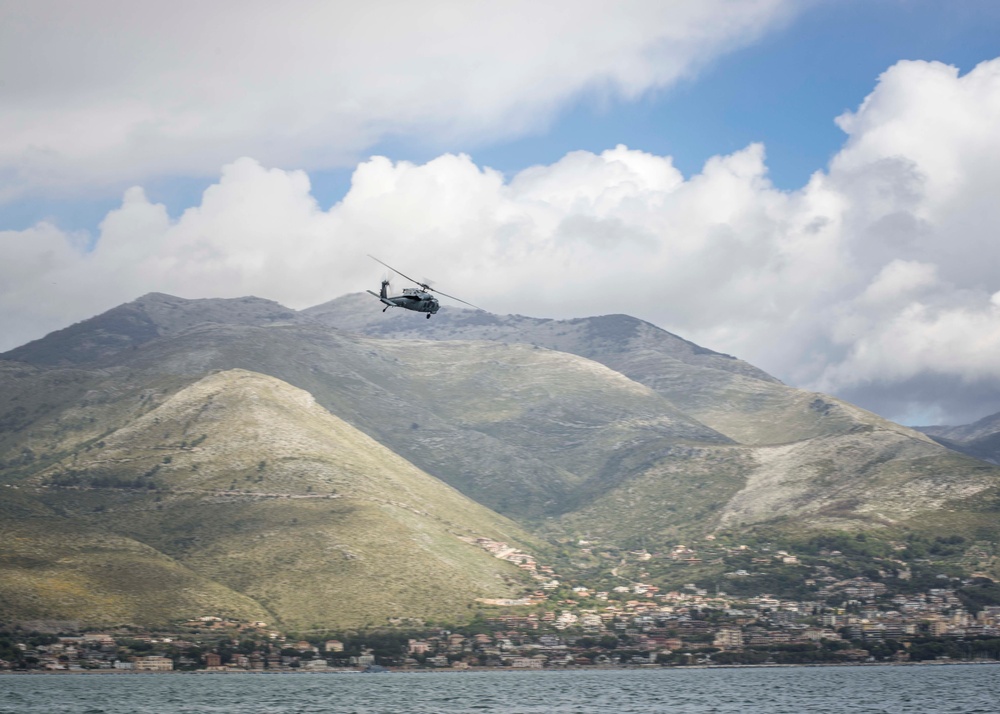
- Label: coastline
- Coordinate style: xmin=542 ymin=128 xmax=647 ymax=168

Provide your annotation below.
xmin=4 ymin=659 xmax=999 ymax=675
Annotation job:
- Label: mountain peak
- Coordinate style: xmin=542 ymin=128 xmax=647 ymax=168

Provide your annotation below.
xmin=3 ymin=367 xmax=533 ymax=628
xmin=304 ymin=292 xmax=777 ymax=384
xmin=1 ymin=293 xmax=305 ymax=367
xmin=2 ymin=292 xmax=999 ymax=628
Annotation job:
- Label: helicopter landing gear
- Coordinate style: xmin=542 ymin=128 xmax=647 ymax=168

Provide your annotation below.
xmin=383 ymin=306 xmax=388 ymax=312
xmin=426 ymin=314 xmax=431 ymax=319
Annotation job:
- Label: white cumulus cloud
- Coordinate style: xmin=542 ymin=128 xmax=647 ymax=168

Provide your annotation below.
xmin=5 ymin=57 xmax=1000 ymax=425
xmin=0 ymin=0 xmax=793 ymax=199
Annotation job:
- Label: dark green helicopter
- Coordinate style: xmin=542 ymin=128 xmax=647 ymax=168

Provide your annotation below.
xmin=367 ymin=255 xmax=482 ymax=318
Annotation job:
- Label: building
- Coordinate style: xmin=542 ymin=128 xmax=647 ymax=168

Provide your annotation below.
xmin=135 ymin=656 xmax=174 ymax=672
xmin=713 ymin=628 xmax=744 ymax=649
xmin=408 ymin=639 xmax=430 ymax=655
xmin=509 ymin=656 xmax=545 ymax=668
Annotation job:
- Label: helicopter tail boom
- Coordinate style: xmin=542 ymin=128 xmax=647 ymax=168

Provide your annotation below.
xmin=367 ymin=289 xmax=395 ymax=308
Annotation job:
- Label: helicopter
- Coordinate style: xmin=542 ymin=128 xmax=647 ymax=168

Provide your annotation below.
xmin=366 ymin=255 xmax=482 ymax=318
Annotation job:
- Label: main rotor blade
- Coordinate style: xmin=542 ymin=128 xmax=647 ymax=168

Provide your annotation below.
xmin=368 ymin=255 xmax=428 ymax=289
xmin=368 ymin=254 xmax=483 ymax=310
xmin=431 ymin=288 xmax=483 ymax=311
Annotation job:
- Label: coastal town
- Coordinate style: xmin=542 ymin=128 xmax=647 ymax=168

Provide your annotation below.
xmin=4 ymin=535 xmax=1000 ymax=671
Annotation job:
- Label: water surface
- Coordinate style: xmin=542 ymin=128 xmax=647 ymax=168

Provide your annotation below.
xmin=2 ymin=664 xmax=998 ymax=713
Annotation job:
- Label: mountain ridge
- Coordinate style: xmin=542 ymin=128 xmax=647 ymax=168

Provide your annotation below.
xmin=916 ymin=411 xmax=1000 ymax=465
xmin=2 ymin=293 xmax=308 ymax=367
xmin=306 ymin=293 xmax=939 ymax=449
xmin=3 ymin=368 xmax=536 ymax=629
xmin=2 ymin=292 xmax=999 ymax=628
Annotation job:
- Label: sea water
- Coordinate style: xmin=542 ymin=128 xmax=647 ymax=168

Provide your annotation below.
xmin=1 ymin=664 xmax=998 ymax=714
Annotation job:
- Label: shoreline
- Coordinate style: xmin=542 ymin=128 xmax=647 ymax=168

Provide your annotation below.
xmin=4 ymin=659 xmax=998 ymax=675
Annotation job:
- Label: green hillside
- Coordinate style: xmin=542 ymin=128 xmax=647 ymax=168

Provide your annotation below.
xmin=2 ymin=293 xmax=999 ymax=628
xmin=3 ymin=369 xmax=537 ymax=629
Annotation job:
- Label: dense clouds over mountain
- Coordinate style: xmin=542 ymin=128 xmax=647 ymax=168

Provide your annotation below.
xmin=1 ymin=293 xmax=998 ymax=629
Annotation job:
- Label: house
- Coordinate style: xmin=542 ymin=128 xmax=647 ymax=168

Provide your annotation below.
xmin=135 ymin=656 xmax=174 ymax=672
xmin=509 ymin=656 xmax=545 ymax=668
xmin=713 ymin=628 xmax=744 ymax=649
xmin=301 ymin=659 xmax=330 ymax=670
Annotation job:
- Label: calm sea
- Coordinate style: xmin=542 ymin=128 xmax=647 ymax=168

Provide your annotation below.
xmin=2 ymin=665 xmax=998 ymax=714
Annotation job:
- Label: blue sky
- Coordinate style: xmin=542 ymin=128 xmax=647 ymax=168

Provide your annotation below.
xmin=6 ymin=1 xmax=1000 ymax=232
xmin=276 ymin=0 xmax=1000 ymax=213
xmin=4 ymin=1 xmax=1000 ymax=425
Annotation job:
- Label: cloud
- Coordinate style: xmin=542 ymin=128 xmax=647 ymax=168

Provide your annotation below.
xmin=5 ymin=57 xmax=1000 ymax=425
xmin=0 ymin=0 xmax=793 ymax=200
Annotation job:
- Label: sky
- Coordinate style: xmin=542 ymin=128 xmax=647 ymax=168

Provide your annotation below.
xmin=3 ymin=0 xmax=1000 ymax=426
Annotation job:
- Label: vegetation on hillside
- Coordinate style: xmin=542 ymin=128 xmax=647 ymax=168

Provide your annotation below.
xmin=1 ymin=293 xmax=999 ymax=629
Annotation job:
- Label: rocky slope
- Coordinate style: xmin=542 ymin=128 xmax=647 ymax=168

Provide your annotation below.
xmin=917 ymin=411 xmax=1000 ymax=465
xmin=4 ymin=293 xmax=305 ymax=367
xmin=307 ymin=294 xmax=1000 ymax=534
xmin=1 ymin=292 xmax=999 ymax=628
xmin=307 ymin=294 xmax=899 ymax=446
xmin=1 ymin=368 xmax=535 ymax=629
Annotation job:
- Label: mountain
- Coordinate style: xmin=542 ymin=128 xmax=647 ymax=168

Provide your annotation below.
xmin=1 ymin=367 xmax=535 ymax=629
xmin=3 ymin=293 xmax=306 ymax=367
xmin=3 ymin=294 xmax=739 ymax=522
xmin=916 ymin=411 xmax=1000 ymax=465
xmin=307 ymin=295 xmax=1000 ymax=535
xmin=306 ymin=294 xmax=888 ymax=446
xmin=2 ymin=292 xmax=999 ymax=628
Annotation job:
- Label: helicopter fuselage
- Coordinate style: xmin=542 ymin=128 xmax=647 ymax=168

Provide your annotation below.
xmin=367 ymin=281 xmax=440 ymax=316
xmin=366 ymin=257 xmax=480 ymax=318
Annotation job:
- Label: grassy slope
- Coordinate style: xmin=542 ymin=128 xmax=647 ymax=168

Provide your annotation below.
xmin=3 ymin=295 xmax=1000 ymax=616
xmin=84 ymin=323 xmax=734 ymax=523
xmin=0 ymin=489 xmax=270 ymax=627
xmin=16 ymin=369 xmax=536 ymax=629
xmin=303 ymin=297 xmax=1000 ymax=542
